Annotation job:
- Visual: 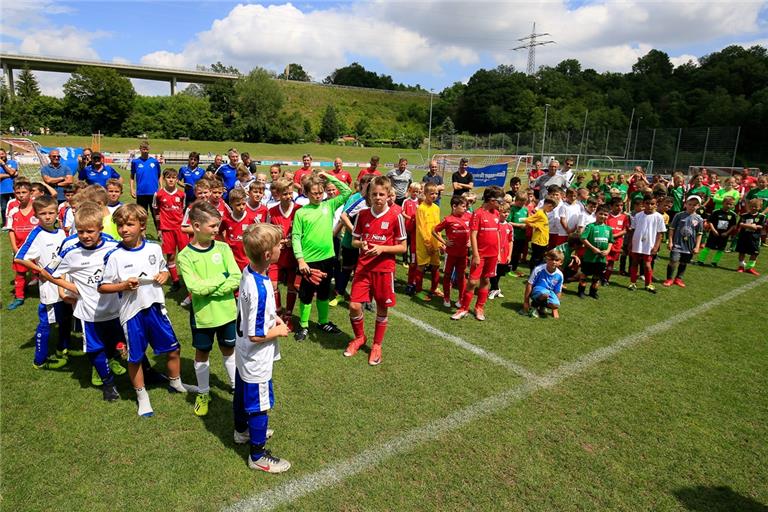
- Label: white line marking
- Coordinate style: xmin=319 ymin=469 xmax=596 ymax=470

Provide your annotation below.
xmin=224 ymin=276 xmax=766 ymax=512
xmin=389 ymin=308 xmax=539 ymax=381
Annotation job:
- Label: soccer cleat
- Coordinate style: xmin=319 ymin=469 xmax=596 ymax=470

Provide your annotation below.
xmin=432 ymin=289 xmax=444 ymax=298
xmin=589 ymin=289 xmax=599 ymax=300
xmin=577 ymin=291 xmax=586 ymax=299
xmin=496 ymin=290 xmax=505 ymax=298
xmin=646 ymin=284 xmax=657 ymax=294
xmin=529 ymin=308 xmax=540 ymax=318
xmin=169 ymin=280 xmax=181 ymax=293
xmin=102 ymin=384 xmax=120 ymax=402
xmin=249 ymin=450 xmax=291 ymax=473
xmin=180 ymin=296 xmax=192 ymax=307
xmin=109 ymin=358 xmax=127 ymax=376
xmin=696 ymin=261 xmax=705 ymax=266
xmin=404 ymin=284 xmax=415 ymax=296
xmin=442 ymin=300 xmax=452 ymax=308
xmin=627 ymin=283 xmax=637 ymax=291
xmin=710 ymin=262 xmax=718 ymax=267
xmin=294 ymin=327 xmax=309 ymax=341
xmin=737 ymin=267 xmax=745 ymax=273
xmin=488 ymin=290 xmax=499 ymax=300
xmin=415 ymin=291 xmax=431 ymax=301
xmin=344 ymin=337 xmax=366 ymax=357
xmin=33 ymin=356 xmax=67 ymax=370
xmin=662 ymin=279 xmax=674 ymax=287
xmin=7 ymin=298 xmax=24 ymax=310
xmin=194 ymin=393 xmax=210 ymax=416
xmin=673 ymin=278 xmax=686 ymax=288
xmin=91 ymin=367 xmax=103 ymax=386
xmin=600 ymin=279 xmax=610 ymax=287
xmin=363 ymin=302 xmax=374 ymax=312
xmin=474 ymin=307 xmax=486 ymax=321
xmin=746 ymin=268 xmax=761 ymax=276
xmin=451 ymin=309 xmax=469 ymax=320
xmin=368 ymin=344 xmax=382 ymax=366
xmin=455 ymin=300 xmax=462 ymax=308
xmin=319 ymin=322 xmax=341 ymax=334
xmin=328 ymin=296 xmax=339 ymax=307
xmin=234 ymin=428 xmax=273 ymax=445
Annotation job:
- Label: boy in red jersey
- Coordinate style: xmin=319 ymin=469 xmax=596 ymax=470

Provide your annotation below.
xmin=489 ymin=199 xmax=513 ymax=299
xmin=402 ymin=182 xmax=421 ymax=294
xmin=267 ymin=178 xmax=301 ymax=327
xmin=7 ymin=181 xmax=37 ymax=310
xmin=219 ymin=188 xmax=259 ymax=270
xmin=602 ymin=197 xmax=629 ymax=285
xmin=181 ymin=179 xmax=212 ymax=236
xmin=432 ymin=195 xmax=471 ymax=308
xmin=344 ymin=176 xmax=407 ymax=365
xmin=209 ymin=177 xmax=231 ymax=218
xmin=152 ymin=168 xmax=187 ymax=292
xmin=246 ymin=181 xmax=269 ymax=223
xmin=452 ymin=186 xmax=504 ymax=321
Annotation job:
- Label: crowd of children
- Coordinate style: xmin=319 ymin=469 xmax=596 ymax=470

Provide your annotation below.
xmin=5 ymin=149 xmax=767 ymax=473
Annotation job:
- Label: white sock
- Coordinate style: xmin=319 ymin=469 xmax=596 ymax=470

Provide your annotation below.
xmin=169 ymin=375 xmax=196 ymax=393
xmin=136 ymin=387 xmax=153 ymax=417
xmin=194 ymin=360 xmax=210 ymax=394
xmin=222 ymin=354 xmax=236 ymax=389
xmin=739 ymin=260 xmax=746 ymax=268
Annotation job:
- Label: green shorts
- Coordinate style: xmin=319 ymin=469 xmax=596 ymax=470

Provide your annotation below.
xmin=190 ymin=316 xmax=236 ymax=352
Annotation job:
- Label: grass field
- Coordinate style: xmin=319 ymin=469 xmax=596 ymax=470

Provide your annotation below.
xmin=1 ymin=168 xmax=767 ymax=511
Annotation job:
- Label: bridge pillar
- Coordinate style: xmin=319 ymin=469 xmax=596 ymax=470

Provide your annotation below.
xmin=3 ymin=63 xmax=14 ymax=98
xmin=170 ymin=76 xmax=176 ymax=95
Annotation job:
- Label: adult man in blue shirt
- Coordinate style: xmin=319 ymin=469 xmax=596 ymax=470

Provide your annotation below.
xmin=178 ymin=151 xmax=205 ymax=202
xmin=40 ymin=149 xmax=75 ymax=202
xmin=0 ymin=148 xmax=19 ymax=225
xmin=130 ymin=142 xmax=162 ymax=225
xmin=79 ymin=152 xmax=121 ymax=187
xmin=215 ymin=148 xmax=239 ymax=197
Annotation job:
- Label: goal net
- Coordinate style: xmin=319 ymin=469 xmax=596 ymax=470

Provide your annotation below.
xmin=584 ymin=157 xmax=654 ymax=174
xmin=0 ymin=137 xmax=48 ymax=180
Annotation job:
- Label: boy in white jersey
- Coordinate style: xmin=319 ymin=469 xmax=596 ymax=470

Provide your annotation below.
xmin=98 ymin=204 xmax=192 ymax=417
xmin=42 ymin=202 xmax=124 ymax=401
xmin=14 ymin=195 xmax=71 ymax=369
xmin=233 ymin=223 xmax=291 ymax=473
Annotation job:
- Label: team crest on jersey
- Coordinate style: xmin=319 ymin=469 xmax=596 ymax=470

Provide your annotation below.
xmin=212 ymin=253 xmax=223 ymax=264
xmin=150 ymin=163 xmax=155 ymax=168
xmin=149 ymin=254 xmax=157 ymax=265
xmin=175 ymin=197 xmax=180 ymax=202
xmin=31 ymin=217 xmax=39 ymax=225
xmin=381 ymin=221 xmax=389 ymax=228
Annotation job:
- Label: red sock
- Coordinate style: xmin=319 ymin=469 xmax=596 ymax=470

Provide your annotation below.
xmin=645 ymin=267 xmax=653 ymax=284
xmin=407 ymin=263 xmax=417 ymax=286
xmin=14 ymin=272 xmax=25 ymax=299
xmin=456 ymin=270 xmax=467 ymax=299
xmin=414 ymin=267 xmax=424 ymax=292
xmin=286 ymin=290 xmax=297 ymax=314
xmin=373 ymin=316 xmax=388 ymax=346
xmin=476 ymin=288 xmax=489 ymax=308
xmin=430 ymin=267 xmax=440 ymax=294
xmin=604 ymin=263 xmax=614 ymax=280
xmin=273 ymin=287 xmax=282 ymax=311
xmin=168 ymin=264 xmax=179 ymax=282
xmin=461 ymin=290 xmax=474 ymax=310
xmin=630 ymin=262 xmax=638 ymax=283
xmin=442 ymin=272 xmax=452 ymax=300
xmin=350 ymin=315 xmax=365 ymax=339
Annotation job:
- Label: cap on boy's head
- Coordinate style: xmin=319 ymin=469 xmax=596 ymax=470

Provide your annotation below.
xmin=687 ymin=195 xmax=702 ymax=204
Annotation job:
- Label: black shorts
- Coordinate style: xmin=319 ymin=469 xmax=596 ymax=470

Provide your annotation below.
xmin=137 ymin=194 xmax=154 ymax=212
xmin=299 ymin=258 xmax=336 ymax=303
xmin=581 ymin=260 xmax=606 ymax=277
xmin=341 ymin=246 xmax=359 ymax=269
xmin=669 ymin=251 xmax=693 ymax=264
xmin=705 ymin=234 xmax=729 ymax=251
xmin=736 ymin=236 xmax=760 ymax=256
xmin=191 ymin=317 xmax=236 ymax=352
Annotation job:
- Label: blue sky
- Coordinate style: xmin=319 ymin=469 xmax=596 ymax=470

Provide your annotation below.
xmin=2 ymin=1 xmax=767 ymax=96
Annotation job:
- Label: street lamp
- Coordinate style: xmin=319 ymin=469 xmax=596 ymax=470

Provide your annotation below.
xmin=427 ymin=89 xmax=434 ymax=161
xmin=632 ymin=116 xmax=642 ymax=161
xmin=541 ymin=103 xmax=550 ymax=161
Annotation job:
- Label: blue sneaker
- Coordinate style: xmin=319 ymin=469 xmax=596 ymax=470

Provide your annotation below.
xmin=7 ymin=298 xmax=24 ymax=310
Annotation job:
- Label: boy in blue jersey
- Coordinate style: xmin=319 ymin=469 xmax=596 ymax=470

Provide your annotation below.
xmin=98 ymin=204 xmax=193 ymax=416
xmin=522 ymin=249 xmax=564 ymax=319
xmin=130 ymin=142 xmax=162 ymax=230
xmin=233 ymin=222 xmax=291 ymax=473
xmin=14 ymin=195 xmax=71 ymax=369
xmin=215 ymin=148 xmax=240 ymax=196
xmin=178 ymin=151 xmax=205 ymax=203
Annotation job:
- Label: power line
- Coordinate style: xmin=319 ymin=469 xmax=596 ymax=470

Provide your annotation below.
xmin=511 ymin=22 xmax=556 ymax=75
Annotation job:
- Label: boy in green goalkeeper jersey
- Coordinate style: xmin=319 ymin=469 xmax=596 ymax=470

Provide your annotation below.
xmin=579 ymin=205 xmax=614 ymax=299
xmin=291 ymin=171 xmax=351 ymax=341
xmin=177 ymin=201 xmax=242 ymax=416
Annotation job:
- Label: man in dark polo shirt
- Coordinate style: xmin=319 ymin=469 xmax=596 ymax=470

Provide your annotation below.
xmin=451 ymin=158 xmax=474 ymax=196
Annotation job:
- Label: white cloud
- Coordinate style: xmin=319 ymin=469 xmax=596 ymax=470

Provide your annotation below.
xmin=17 ymin=26 xmax=102 ymax=60
xmin=670 ymin=54 xmax=699 ymax=68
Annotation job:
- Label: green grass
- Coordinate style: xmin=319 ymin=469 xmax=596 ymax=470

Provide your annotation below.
xmin=2 ymin=174 xmax=768 ymax=511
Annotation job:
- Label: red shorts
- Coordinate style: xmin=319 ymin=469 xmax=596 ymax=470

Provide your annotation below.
xmin=268 ymin=263 xmax=298 ymax=287
xmin=350 ymin=270 xmax=396 ymax=307
xmin=161 ymin=229 xmax=188 ymax=255
xmin=549 ymin=234 xmax=568 ymax=249
xmin=607 ymin=249 xmax=622 ymax=262
xmin=469 ymin=256 xmax=497 ymax=280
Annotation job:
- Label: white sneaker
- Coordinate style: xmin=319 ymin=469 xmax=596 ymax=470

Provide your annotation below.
xmin=234 ymin=428 xmax=273 ymax=444
xmin=442 ymin=300 xmax=452 ymax=308
xmin=455 ymin=300 xmax=462 ymax=308
xmin=181 ymin=296 xmax=192 ymax=307
xmin=249 ymin=450 xmax=291 ymax=473
xmin=488 ymin=290 xmax=499 ymax=300
xmin=497 ymin=290 xmax=504 ymax=298
xmin=451 ymin=309 xmax=469 ymax=320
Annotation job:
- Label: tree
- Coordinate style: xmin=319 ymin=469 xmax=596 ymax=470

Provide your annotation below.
xmin=63 ymin=66 xmax=135 ymax=135
xmin=283 ymin=63 xmax=311 ymax=82
xmin=201 ymin=62 xmax=240 ymax=129
xmin=319 ymin=105 xmax=340 ymax=143
xmin=15 ymin=65 xmax=41 ymax=99
xmin=231 ymin=67 xmax=284 ymax=142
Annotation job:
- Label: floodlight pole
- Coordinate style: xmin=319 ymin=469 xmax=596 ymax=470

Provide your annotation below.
xmin=541 ymin=103 xmax=550 ymax=161
xmin=427 ymin=89 xmax=434 ymax=161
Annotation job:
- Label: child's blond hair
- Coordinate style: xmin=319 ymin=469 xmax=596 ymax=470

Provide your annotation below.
xmin=74 ymin=201 xmax=105 ymax=229
xmin=187 ymin=200 xmax=221 ymax=225
xmin=243 ymin=223 xmax=282 ymax=266
xmin=270 ymin=177 xmax=292 ymax=196
xmin=112 ymin=203 xmax=147 ymax=226
xmin=106 ymin=178 xmax=123 ymax=191
xmin=228 ymin=187 xmax=247 ymax=205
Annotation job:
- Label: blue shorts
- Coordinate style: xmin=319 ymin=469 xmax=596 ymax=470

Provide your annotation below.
xmin=532 ymin=286 xmax=560 ymax=307
xmin=235 ymin=371 xmax=274 ymax=413
xmin=123 ymin=304 xmax=180 ymax=363
xmin=83 ymin=318 xmax=123 ymax=353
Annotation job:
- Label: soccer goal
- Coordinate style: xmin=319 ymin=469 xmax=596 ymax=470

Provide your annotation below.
xmin=687 ymin=165 xmax=749 ymax=179
xmin=584 ymin=157 xmax=654 ymax=174
xmin=0 ymin=137 xmax=49 ymax=180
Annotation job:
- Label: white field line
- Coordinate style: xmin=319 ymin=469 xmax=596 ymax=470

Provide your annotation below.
xmin=224 ymin=276 xmax=766 ymax=512
xmin=388 ymin=308 xmax=540 ymax=382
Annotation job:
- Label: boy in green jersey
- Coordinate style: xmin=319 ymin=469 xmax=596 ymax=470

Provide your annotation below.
xmin=507 ymin=192 xmax=529 ymax=277
xmin=292 ymin=172 xmax=352 ymax=341
xmin=579 ymin=205 xmax=614 ymax=299
xmin=177 ymin=201 xmax=242 ymax=416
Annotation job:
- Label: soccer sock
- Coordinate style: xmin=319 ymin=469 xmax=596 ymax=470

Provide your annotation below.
xmin=135 ymin=387 xmax=153 ymax=417
xmin=168 ymin=263 xmax=179 ymax=282
xmin=666 ymin=263 xmax=676 ymax=280
xmin=57 ymin=304 xmax=72 ymax=351
xmin=430 ymin=267 xmax=440 ymax=293
xmin=698 ymin=247 xmax=710 ymax=263
xmin=577 ymin=282 xmax=586 ymax=295
xmin=604 ymin=262 xmax=614 ymax=281
xmin=619 ymin=254 xmax=627 ymax=274
xmin=14 ymin=272 xmax=25 ymax=299
xmin=651 ymin=254 xmax=657 ymax=270
xmin=222 ymin=354 xmax=236 ymax=389
xmin=457 ymin=272 xmax=467 ymax=300
xmin=712 ymin=250 xmax=724 ymax=264
xmin=739 ymin=260 xmax=746 ymax=268
xmin=630 ymin=261 xmax=638 ymax=283
xmin=442 ymin=270 xmax=452 ymax=299
xmin=317 ymin=299 xmax=330 ymax=325
xmin=194 ymin=360 xmax=210 ymax=394
xmin=677 ymin=263 xmax=688 ymax=279
xmin=747 ymin=259 xmax=757 ymax=269
xmin=407 ymin=263 xmax=417 ymax=286
xmin=34 ymin=308 xmax=51 ymax=366
xmin=476 ymin=288 xmax=489 ymax=308
xmin=88 ymin=350 xmax=113 ymax=383
xmin=461 ymin=290 xmax=474 ymax=311
xmin=489 ymin=275 xmax=500 ymax=291
xmin=248 ymin=412 xmax=269 ymax=458
xmin=373 ymin=316 xmax=388 ymax=346
xmin=286 ymin=289 xmax=297 ymax=314
xmin=350 ymin=314 xmax=365 ymax=339
xmin=298 ymin=301 xmax=312 ymax=328
xmin=168 ymin=375 xmax=189 ymax=393
xmin=414 ymin=267 xmax=424 ymax=292
xmin=273 ymin=287 xmax=282 ymax=312
xmin=645 ymin=266 xmax=653 ymax=285
xmin=336 ymin=268 xmax=351 ymax=296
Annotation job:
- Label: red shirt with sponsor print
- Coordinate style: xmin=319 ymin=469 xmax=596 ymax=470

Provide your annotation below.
xmin=268 ymin=202 xmax=302 ymax=268
xmin=152 ymin=188 xmax=186 ymax=230
xmin=470 ymin=207 xmax=501 ymax=258
xmin=8 ymin=205 xmax=38 ymax=247
xmin=352 ymin=206 xmax=406 ymax=273
xmin=434 ymin=213 xmax=471 ymax=257
xmin=499 ymin=222 xmax=513 ymax=263
xmin=219 ymin=209 xmax=259 ymax=269
xmin=246 ymin=202 xmax=268 ymax=223
xmin=402 ymin=197 xmax=419 ymax=235
xmin=606 ymin=212 xmax=629 ymax=252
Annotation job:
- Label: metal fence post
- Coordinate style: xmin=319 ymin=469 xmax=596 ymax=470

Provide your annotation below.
xmin=701 ymin=127 xmax=710 ymax=166
xmin=515 ymin=132 xmax=520 ymax=156
xmin=672 ymin=128 xmax=682 ymax=171
xmin=649 ymin=128 xmax=656 ymax=161
xmin=732 ymin=126 xmax=741 ymax=167
xmin=604 ymin=130 xmax=610 ymax=157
